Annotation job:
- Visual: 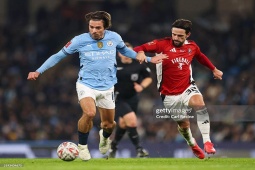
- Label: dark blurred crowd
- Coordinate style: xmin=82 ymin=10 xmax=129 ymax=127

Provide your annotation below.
xmin=0 ymin=0 xmax=255 ymax=143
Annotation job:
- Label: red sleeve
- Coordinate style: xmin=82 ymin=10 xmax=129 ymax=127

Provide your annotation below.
xmin=133 ymin=40 xmax=159 ymax=53
xmin=196 ymin=51 xmax=215 ymax=70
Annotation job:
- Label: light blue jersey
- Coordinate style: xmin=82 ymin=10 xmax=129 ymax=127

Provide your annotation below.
xmin=37 ymin=30 xmax=148 ymax=90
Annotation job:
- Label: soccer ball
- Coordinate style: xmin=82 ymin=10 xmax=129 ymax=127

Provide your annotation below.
xmin=57 ymin=142 xmax=79 ymax=161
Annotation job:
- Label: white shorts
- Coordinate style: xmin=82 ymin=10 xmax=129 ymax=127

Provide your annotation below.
xmin=163 ymin=84 xmax=202 ymax=121
xmin=76 ymin=82 xmax=115 ymax=109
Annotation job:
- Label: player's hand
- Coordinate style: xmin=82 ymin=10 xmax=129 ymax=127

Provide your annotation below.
xmin=136 ymin=51 xmax=147 ymax=64
xmin=27 ymin=71 xmax=40 ymax=80
xmin=150 ymin=54 xmax=168 ymax=64
xmin=134 ymin=82 xmax=143 ymax=93
xmin=212 ymin=68 xmax=223 ymax=80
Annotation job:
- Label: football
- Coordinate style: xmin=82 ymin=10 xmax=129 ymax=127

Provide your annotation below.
xmin=57 ymin=142 xmax=79 ymax=161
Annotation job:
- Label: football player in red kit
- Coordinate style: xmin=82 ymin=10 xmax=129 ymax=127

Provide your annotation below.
xmin=134 ymin=19 xmax=223 ymax=159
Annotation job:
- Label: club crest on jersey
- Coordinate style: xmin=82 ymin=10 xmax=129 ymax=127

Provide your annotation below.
xmin=178 ymin=63 xmax=184 ymax=70
xmin=97 ymin=42 xmax=103 ymax=48
xmin=107 ymin=41 xmax=113 ymax=46
xmin=188 ymin=48 xmax=192 ymax=54
xmin=131 ymin=74 xmax=139 ymax=81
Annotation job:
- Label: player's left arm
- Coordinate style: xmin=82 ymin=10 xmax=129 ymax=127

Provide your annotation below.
xmin=115 ymin=33 xmax=149 ymax=63
xmin=212 ymin=67 xmax=223 ymax=80
xmin=27 ymin=50 xmax=68 ymax=80
xmin=117 ymin=45 xmax=151 ymax=62
xmin=134 ymin=66 xmax=152 ymax=92
xmin=116 ymin=36 xmax=167 ymax=64
xmin=196 ymin=51 xmax=223 ymax=80
xmin=134 ymin=77 xmax=152 ymax=93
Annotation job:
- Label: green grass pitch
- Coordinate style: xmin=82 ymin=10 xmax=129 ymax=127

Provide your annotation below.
xmin=0 ymin=158 xmax=255 ymax=170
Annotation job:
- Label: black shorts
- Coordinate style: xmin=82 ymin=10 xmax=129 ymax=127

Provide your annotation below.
xmin=115 ymin=95 xmax=139 ymax=119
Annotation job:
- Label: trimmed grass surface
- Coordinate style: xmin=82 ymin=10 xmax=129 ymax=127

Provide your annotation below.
xmin=0 ymin=158 xmax=254 ymax=170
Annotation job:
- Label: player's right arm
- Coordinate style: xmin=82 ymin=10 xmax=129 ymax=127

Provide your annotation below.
xmin=27 ymin=50 xmax=68 ymax=80
xmin=27 ymin=36 xmax=79 ymax=81
xmin=134 ymin=40 xmax=168 ymax=63
xmin=115 ymin=32 xmax=166 ymax=64
xmin=133 ymin=40 xmax=160 ymax=54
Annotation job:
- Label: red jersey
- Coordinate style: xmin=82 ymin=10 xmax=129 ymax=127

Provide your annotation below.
xmin=134 ymin=37 xmax=215 ymax=95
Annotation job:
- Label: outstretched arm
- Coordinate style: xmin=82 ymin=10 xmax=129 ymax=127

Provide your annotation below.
xmin=118 ymin=46 xmax=151 ymax=63
xmin=27 ymin=50 xmax=68 ymax=80
xmin=196 ymin=53 xmax=223 ymax=80
xmin=134 ymin=40 xmax=167 ymax=63
xmin=212 ymin=67 xmax=223 ymax=80
xmin=118 ymin=46 xmax=167 ymax=64
xmin=136 ymin=51 xmax=168 ymax=64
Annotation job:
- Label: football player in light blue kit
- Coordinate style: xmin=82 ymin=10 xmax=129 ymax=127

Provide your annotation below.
xmin=27 ymin=11 xmax=166 ymax=161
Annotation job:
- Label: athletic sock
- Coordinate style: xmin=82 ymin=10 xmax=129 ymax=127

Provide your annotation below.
xmin=103 ymin=130 xmax=112 ymax=138
xmin=112 ymin=126 xmax=127 ymax=146
xmin=196 ymin=107 xmax=211 ymax=143
xmin=78 ymin=131 xmax=89 ymax=145
xmin=127 ymin=126 xmax=141 ymax=149
xmin=177 ymin=125 xmax=195 ymax=146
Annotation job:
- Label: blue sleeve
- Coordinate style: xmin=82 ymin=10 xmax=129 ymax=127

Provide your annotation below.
xmin=117 ymin=46 xmax=152 ymax=62
xmin=115 ymin=32 xmax=151 ymax=62
xmin=36 ymin=50 xmax=68 ymax=74
xmin=118 ymin=46 xmax=137 ymax=59
xmin=62 ymin=36 xmax=80 ymax=54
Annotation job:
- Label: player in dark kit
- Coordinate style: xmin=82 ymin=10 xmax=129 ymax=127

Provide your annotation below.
xmin=108 ymin=42 xmax=151 ymax=158
xmin=134 ymin=19 xmax=223 ymax=159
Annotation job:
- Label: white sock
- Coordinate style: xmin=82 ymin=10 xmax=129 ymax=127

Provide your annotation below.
xmin=196 ymin=108 xmax=211 ymax=143
xmin=178 ymin=125 xmax=195 ymax=146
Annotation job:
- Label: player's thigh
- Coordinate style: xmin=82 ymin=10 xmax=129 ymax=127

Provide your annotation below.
xmin=115 ymin=100 xmax=133 ymax=118
xmin=76 ymin=82 xmax=96 ymax=100
xmin=98 ymin=107 xmax=115 ymax=123
xmin=96 ymin=87 xmax=115 ymax=109
xmin=80 ymin=97 xmax=97 ymax=117
xmin=182 ymin=84 xmax=204 ymax=108
xmin=163 ymin=95 xmax=190 ymax=121
xmin=126 ymin=95 xmax=139 ymax=113
xmin=118 ymin=117 xmax=126 ymax=128
xmin=188 ymin=94 xmax=205 ymax=109
xmin=76 ymin=82 xmax=97 ymax=116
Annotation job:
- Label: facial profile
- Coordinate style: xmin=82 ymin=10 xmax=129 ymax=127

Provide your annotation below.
xmin=85 ymin=11 xmax=112 ymax=40
xmin=88 ymin=20 xmax=105 ymax=40
xmin=171 ymin=19 xmax=192 ymax=47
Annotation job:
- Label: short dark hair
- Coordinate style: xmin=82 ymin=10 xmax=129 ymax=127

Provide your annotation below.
xmin=85 ymin=11 xmax=112 ymax=29
xmin=172 ymin=19 xmax=192 ymax=34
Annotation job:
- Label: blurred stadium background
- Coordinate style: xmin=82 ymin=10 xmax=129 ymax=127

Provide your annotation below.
xmin=0 ymin=0 xmax=255 ymax=158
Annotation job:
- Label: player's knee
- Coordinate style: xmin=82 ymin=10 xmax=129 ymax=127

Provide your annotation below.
xmin=101 ymin=121 xmax=116 ymax=131
xmin=119 ymin=123 xmax=126 ymax=129
xmin=118 ymin=120 xmax=126 ymax=128
xmin=189 ymin=95 xmax=205 ymax=109
xmin=126 ymin=122 xmax=137 ymax=127
xmin=82 ymin=111 xmax=96 ymax=119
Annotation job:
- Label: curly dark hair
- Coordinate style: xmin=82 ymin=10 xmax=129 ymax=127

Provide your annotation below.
xmin=172 ymin=19 xmax=192 ymax=34
xmin=85 ymin=11 xmax=112 ymax=29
